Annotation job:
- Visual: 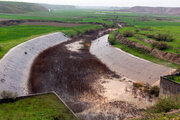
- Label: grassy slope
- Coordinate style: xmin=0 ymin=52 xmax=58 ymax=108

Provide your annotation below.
xmin=0 ymin=93 xmax=77 ymax=120
xmin=109 ymin=32 xmax=178 ymax=68
xmin=0 ymin=1 xmax=47 ymax=14
xmin=117 ymin=26 xmax=180 ymax=54
xmin=0 ymin=24 xmax=102 ymax=58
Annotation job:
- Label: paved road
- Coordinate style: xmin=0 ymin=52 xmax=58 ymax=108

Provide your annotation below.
xmin=0 ymin=32 xmax=68 ymax=96
xmin=90 ymin=35 xmax=173 ymax=85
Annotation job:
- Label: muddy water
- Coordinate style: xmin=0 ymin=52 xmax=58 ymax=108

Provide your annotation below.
xmin=90 ymin=35 xmax=173 ymax=85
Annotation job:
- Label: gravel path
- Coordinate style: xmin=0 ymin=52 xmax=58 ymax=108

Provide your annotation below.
xmin=0 ymin=32 xmax=68 ymax=96
xmin=90 ymin=35 xmax=173 ymax=85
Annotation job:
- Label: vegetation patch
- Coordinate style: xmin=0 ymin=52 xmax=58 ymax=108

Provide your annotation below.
xmin=0 ymin=93 xmax=77 ymax=120
xmin=131 ymin=96 xmax=180 ymax=120
xmin=167 ymin=75 xmax=180 ymax=83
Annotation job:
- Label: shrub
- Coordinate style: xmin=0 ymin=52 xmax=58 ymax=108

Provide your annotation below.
xmin=123 ymin=30 xmax=134 ymax=37
xmin=146 ymin=34 xmax=154 ymax=38
xmin=155 ymin=33 xmax=174 ymax=42
xmin=133 ymin=82 xmax=144 ymax=88
xmin=149 ymin=86 xmax=159 ymax=97
xmin=0 ymin=90 xmax=17 ymax=99
xmin=108 ymin=32 xmax=117 ymax=45
xmin=152 ymin=41 xmax=169 ymax=50
xmin=0 ymin=45 xmax=2 ymax=51
xmin=151 ymin=97 xmax=180 ymax=113
xmin=135 ymin=29 xmax=140 ymax=33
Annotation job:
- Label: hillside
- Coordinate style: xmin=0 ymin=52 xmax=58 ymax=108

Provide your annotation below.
xmin=41 ymin=4 xmax=76 ymax=10
xmin=127 ymin=6 xmax=180 ymax=16
xmin=0 ymin=1 xmax=48 ymax=14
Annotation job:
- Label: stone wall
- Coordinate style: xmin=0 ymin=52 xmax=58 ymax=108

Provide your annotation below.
xmin=160 ymin=73 xmax=180 ymax=96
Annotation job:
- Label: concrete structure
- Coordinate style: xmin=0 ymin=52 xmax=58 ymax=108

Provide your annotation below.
xmin=160 ymin=73 xmax=180 ymax=96
xmin=90 ymin=35 xmax=173 ymax=85
xmin=0 ymin=32 xmax=69 ymax=96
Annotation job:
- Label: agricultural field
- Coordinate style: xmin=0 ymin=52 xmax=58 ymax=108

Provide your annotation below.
xmin=0 ymin=93 xmax=77 ymax=120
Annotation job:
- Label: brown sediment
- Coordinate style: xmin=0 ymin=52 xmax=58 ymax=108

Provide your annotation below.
xmin=28 ymin=28 xmax=143 ymax=119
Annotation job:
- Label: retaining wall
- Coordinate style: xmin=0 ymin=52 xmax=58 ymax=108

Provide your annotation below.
xmin=0 ymin=32 xmax=69 ymax=96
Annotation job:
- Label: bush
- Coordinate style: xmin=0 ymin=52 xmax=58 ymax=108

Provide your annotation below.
xmin=133 ymin=82 xmax=144 ymax=88
xmin=155 ymin=33 xmax=174 ymax=42
xmin=135 ymin=29 xmax=140 ymax=33
xmin=152 ymin=41 xmax=170 ymax=50
xmin=123 ymin=30 xmax=134 ymax=37
xmin=151 ymin=97 xmax=180 ymax=113
xmin=108 ymin=32 xmax=117 ymax=45
xmin=0 ymin=90 xmax=17 ymax=99
xmin=149 ymin=86 xmax=159 ymax=97
xmin=0 ymin=45 xmax=2 ymax=51
xmin=146 ymin=34 xmax=154 ymax=38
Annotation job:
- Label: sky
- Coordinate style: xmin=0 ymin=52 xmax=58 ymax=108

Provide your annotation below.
xmin=2 ymin=0 xmax=180 ymax=7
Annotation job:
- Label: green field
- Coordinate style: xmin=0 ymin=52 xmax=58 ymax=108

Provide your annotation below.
xmin=0 ymin=93 xmax=77 ymax=120
xmin=116 ymin=26 xmax=180 ymax=54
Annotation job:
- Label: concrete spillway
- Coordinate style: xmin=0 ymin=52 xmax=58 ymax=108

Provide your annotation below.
xmin=0 ymin=32 xmax=69 ymax=96
xmin=90 ymin=35 xmax=173 ymax=85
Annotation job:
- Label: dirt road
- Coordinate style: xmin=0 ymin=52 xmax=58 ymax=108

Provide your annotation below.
xmin=90 ymin=35 xmax=173 ymax=85
xmin=0 ymin=32 xmax=68 ymax=96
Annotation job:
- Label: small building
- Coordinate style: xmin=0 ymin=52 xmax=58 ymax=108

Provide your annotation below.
xmin=160 ymin=73 xmax=180 ymax=96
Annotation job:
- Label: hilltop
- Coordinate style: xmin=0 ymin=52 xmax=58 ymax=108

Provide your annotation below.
xmin=41 ymin=4 xmax=76 ymax=10
xmin=0 ymin=1 xmax=48 ymax=14
xmin=126 ymin=6 xmax=180 ymax=16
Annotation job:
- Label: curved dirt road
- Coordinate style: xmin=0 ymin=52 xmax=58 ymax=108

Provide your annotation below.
xmin=0 ymin=32 xmax=68 ymax=96
xmin=90 ymin=35 xmax=173 ymax=85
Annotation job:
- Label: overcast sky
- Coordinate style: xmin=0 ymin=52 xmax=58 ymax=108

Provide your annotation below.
xmin=2 ymin=0 xmax=180 ymax=7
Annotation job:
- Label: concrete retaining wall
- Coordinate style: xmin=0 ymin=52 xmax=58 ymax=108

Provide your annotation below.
xmin=160 ymin=73 xmax=180 ymax=96
xmin=0 ymin=32 xmax=69 ymax=96
xmin=90 ymin=35 xmax=173 ymax=85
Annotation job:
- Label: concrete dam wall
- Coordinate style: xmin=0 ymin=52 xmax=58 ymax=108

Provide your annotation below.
xmin=0 ymin=32 xmax=69 ymax=96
